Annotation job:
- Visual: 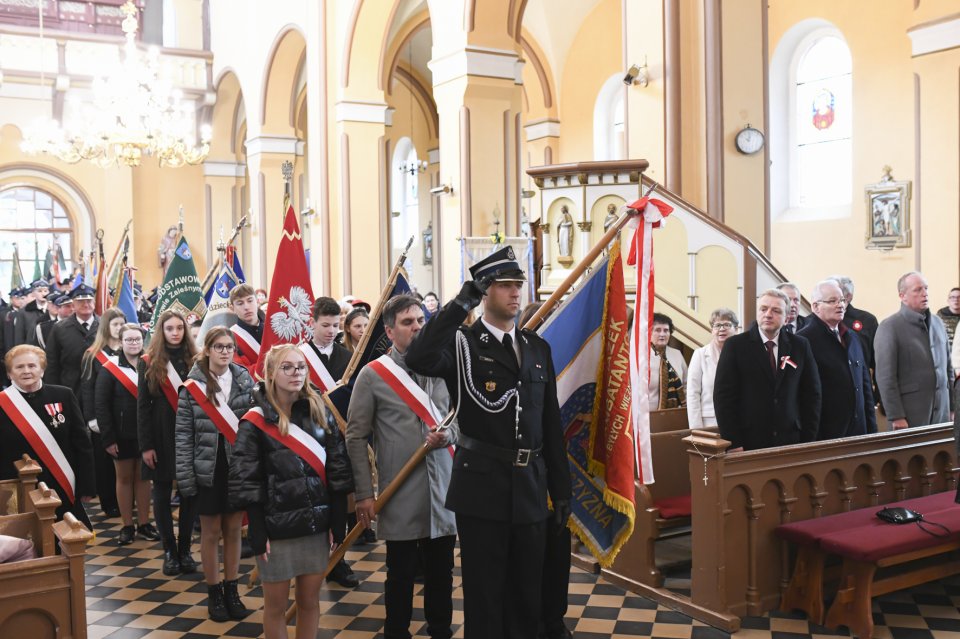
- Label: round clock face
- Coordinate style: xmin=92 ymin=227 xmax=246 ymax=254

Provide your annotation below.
xmin=735 ymin=127 xmax=764 ymax=154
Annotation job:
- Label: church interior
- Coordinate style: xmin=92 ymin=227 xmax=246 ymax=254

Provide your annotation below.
xmin=2 ymin=0 xmax=960 ymax=638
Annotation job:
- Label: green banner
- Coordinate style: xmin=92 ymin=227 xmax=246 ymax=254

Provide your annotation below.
xmin=150 ymin=235 xmax=206 ymax=329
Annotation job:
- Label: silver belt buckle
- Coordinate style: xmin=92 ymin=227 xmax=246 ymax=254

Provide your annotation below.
xmin=514 ymin=448 xmax=532 ymax=467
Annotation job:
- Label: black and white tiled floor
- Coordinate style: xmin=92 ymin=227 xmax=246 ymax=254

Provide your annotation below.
xmin=80 ymin=502 xmax=960 ymax=638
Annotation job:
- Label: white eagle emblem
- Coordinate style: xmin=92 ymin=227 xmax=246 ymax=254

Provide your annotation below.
xmin=270 ymin=286 xmax=314 ymax=342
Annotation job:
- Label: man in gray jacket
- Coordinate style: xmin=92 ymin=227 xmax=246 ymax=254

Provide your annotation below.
xmin=875 ymin=271 xmax=954 ymax=429
xmin=347 ymin=294 xmax=458 ymax=639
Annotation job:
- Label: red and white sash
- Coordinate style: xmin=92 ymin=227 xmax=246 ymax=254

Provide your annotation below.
xmin=0 ymin=387 xmax=76 ymax=503
xmin=142 ymin=354 xmax=184 ymax=411
xmin=299 ymin=343 xmax=337 ymax=392
xmin=231 ymin=324 xmax=260 ymax=368
xmin=367 ymin=355 xmax=454 ymax=457
xmin=243 ymin=407 xmax=327 ymax=483
xmin=184 ymin=379 xmax=240 ymax=444
xmin=96 ymin=351 xmax=138 ymax=398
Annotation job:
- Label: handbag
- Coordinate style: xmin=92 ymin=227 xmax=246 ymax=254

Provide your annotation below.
xmin=876 ymin=506 xmax=951 ymax=537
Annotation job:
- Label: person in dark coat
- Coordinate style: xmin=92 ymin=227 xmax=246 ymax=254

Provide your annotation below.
xmin=832 ymin=275 xmax=881 ymax=400
xmin=405 ymin=246 xmax=572 ymax=639
xmin=35 ymin=294 xmax=72 ymax=349
xmin=776 ymin=282 xmax=808 ymax=334
xmin=138 ymin=309 xmax=198 ymax=576
xmin=96 ymin=322 xmax=156 ymax=545
xmin=228 ymin=284 xmax=265 ymax=373
xmin=2 ymin=288 xmax=27 ymax=355
xmin=230 ymin=344 xmax=354 ymax=639
xmin=714 ymin=288 xmax=822 ymax=451
xmin=13 ymin=280 xmax=50 ymax=346
xmin=44 ymin=285 xmax=99 ymax=396
xmin=0 ymin=345 xmax=95 ymax=529
xmin=175 ymin=327 xmax=255 ymax=622
xmin=798 ymin=280 xmax=877 ymax=440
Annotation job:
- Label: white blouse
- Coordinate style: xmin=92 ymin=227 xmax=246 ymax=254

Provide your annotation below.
xmin=686 ymin=342 xmax=721 ymax=428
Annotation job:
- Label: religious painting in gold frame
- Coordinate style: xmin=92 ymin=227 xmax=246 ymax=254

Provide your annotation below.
xmin=864 ymin=166 xmax=911 ymax=250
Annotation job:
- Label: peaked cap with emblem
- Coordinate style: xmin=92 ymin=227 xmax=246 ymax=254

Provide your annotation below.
xmin=69 ymin=284 xmax=96 ymax=300
xmin=469 ymin=246 xmax=526 ymax=283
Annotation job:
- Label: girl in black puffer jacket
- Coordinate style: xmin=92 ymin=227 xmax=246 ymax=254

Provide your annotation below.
xmin=230 ymin=344 xmax=354 ymax=639
xmin=175 ymin=327 xmax=255 ymax=622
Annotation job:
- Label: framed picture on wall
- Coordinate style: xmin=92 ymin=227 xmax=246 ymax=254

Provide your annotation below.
xmin=865 ymin=166 xmax=912 ymax=250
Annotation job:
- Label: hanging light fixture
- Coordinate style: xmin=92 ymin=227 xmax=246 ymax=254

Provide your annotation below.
xmin=21 ymin=1 xmax=210 ymax=169
xmin=398 ymin=40 xmax=427 ymax=177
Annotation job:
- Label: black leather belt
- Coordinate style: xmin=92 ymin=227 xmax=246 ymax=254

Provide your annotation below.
xmin=457 ymin=434 xmax=542 ymax=467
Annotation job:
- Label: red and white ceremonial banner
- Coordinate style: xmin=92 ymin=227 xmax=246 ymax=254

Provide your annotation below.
xmin=141 ymin=355 xmax=184 ymax=411
xmin=254 ymin=199 xmax=315 ymax=379
xmin=368 ymin=355 xmax=455 ymax=457
xmin=96 ymin=351 xmax=138 ymax=397
xmin=184 ymin=379 xmax=240 ymax=444
xmin=299 ymin=343 xmax=337 ymax=392
xmin=231 ymin=324 xmax=260 ymax=372
xmin=626 ymin=195 xmax=674 ymax=484
xmin=0 ymin=387 xmax=76 ymax=503
xmin=242 ymin=407 xmax=327 ymax=483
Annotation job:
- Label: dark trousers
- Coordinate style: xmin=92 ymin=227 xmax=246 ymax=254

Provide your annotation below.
xmin=152 ymin=480 xmax=197 ymax=554
xmin=539 ymin=519 xmax=571 ymax=636
xmin=456 ymin=514 xmax=546 ymax=639
xmin=91 ymin=431 xmax=117 ymax=511
xmin=384 ymin=535 xmax=456 ymax=639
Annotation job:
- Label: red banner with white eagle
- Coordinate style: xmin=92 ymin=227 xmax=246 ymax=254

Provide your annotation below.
xmin=626 ymin=195 xmax=673 ymax=485
xmin=254 ymin=198 xmax=315 ymax=379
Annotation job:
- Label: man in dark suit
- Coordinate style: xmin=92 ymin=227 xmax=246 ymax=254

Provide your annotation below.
xmin=777 ymin=282 xmax=807 ymax=334
xmin=714 ymin=288 xmax=822 ymax=451
xmin=44 ymin=285 xmax=99 ymax=396
xmin=798 ymin=280 xmax=877 ymax=440
xmin=832 ymin=275 xmax=880 ymax=391
xmin=406 ymin=246 xmax=571 ymax=639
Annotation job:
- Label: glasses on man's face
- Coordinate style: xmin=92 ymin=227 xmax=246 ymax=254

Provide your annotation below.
xmin=278 ymin=363 xmax=308 ymax=376
xmin=817 ymin=298 xmax=846 ymax=307
xmin=211 ymin=343 xmax=236 ymax=354
xmin=712 ymin=322 xmax=735 ymax=330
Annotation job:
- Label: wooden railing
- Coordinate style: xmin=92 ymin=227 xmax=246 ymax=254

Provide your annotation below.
xmin=0 ymin=0 xmax=144 ymax=37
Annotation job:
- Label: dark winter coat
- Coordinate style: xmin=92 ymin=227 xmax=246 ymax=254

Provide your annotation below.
xmin=81 ymin=346 xmax=119 ymax=424
xmin=14 ymin=300 xmax=49 ymax=347
xmin=137 ymin=347 xmax=190 ymax=481
xmin=174 ymin=362 xmax=255 ymax=497
xmin=94 ymin=353 xmax=140 ymax=449
xmin=44 ymin=314 xmax=99 ymax=398
xmin=229 ymin=387 xmax=354 ymax=553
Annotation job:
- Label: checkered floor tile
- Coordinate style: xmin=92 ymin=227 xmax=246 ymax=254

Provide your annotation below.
xmin=78 ymin=501 xmax=960 ymax=638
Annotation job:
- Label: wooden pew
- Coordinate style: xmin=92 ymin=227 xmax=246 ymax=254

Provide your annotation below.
xmin=0 ymin=481 xmax=93 ymax=639
xmin=680 ymin=425 xmax=958 ymax=632
xmin=605 ymin=408 xmax=702 ymax=587
xmin=0 ymin=455 xmax=43 ymax=516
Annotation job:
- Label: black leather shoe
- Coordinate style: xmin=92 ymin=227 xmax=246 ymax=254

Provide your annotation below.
xmin=223 ymin=579 xmax=251 ymax=620
xmin=162 ymin=550 xmax=181 ymax=576
xmin=207 ymin=582 xmax=229 ymax=622
xmin=137 ymin=523 xmax=161 ymax=542
xmin=325 ymin=559 xmax=359 ymax=587
xmin=103 ymin=506 xmax=121 ymax=519
xmin=358 ymin=528 xmax=377 ymax=545
xmin=179 ymin=551 xmax=197 ymax=574
xmin=117 ymin=525 xmax=135 ymax=546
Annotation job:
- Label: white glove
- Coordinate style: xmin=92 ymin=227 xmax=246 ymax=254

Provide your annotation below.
xmin=87 ymin=419 xmax=100 ymax=434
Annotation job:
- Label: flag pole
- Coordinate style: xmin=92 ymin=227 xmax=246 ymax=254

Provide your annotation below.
xmin=199 ymin=215 xmax=249 ymax=293
xmin=520 ymin=182 xmax=657 ymax=331
xmin=337 ymin=235 xmax=414 ymax=385
xmin=104 ymin=219 xmax=132 ymax=284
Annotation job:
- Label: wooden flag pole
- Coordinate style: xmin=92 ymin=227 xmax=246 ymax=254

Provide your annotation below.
xmin=519 ymin=183 xmax=657 ymax=331
xmin=284 ymin=418 xmax=454 ymax=623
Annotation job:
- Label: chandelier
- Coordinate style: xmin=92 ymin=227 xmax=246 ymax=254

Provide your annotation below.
xmin=20 ymin=1 xmax=210 ymax=169
xmin=398 ymin=159 xmax=428 ymax=176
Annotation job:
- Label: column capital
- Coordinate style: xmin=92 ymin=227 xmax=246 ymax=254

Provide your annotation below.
xmin=244 ymin=135 xmax=304 ymax=157
xmin=525 ymin=119 xmax=561 ymax=141
xmin=335 ymin=101 xmax=391 ymax=124
xmin=203 ymin=161 xmax=245 ymax=178
xmin=429 ymin=45 xmax=524 ymax=87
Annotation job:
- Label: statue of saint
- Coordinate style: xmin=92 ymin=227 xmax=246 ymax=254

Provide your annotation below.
xmin=557 ymin=205 xmax=574 ymax=258
xmin=604 ymin=203 xmax=619 ymax=232
xmin=158 ymin=226 xmax=178 ymax=275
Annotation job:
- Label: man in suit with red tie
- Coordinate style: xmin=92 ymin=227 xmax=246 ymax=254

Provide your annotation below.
xmin=714 ymin=288 xmax=822 ymax=451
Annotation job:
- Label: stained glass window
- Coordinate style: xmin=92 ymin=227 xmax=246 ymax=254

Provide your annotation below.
xmin=0 ymin=186 xmax=74 ymax=292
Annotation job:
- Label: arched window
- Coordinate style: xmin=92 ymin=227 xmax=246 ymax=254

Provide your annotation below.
xmin=0 ymin=186 xmax=74 ymax=290
xmin=770 ymin=22 xmax=852 ymax=219
xmin=390 ymin=138 xmax=422 ymax=277
xmin=792 ymin=35 xmax=851 ymax=209
xmin=593 ymin=74 xmax=626 ymax=161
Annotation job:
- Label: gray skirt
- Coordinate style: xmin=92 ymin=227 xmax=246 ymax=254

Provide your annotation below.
xmin=255 ymin=533 xmax=330 ymax=583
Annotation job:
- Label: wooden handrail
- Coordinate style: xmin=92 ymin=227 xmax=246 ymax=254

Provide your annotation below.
xmin=528 ymin=160 xmax=650 ymax=186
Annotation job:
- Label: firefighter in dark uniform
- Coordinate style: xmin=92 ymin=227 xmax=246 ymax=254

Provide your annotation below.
xmin=35 ymin=293 xmax=71 ymax=349
xmin=406 ymin=246 xmax=571 ymax=639
xmin=43 ymin=285 xmax=100 ymax=395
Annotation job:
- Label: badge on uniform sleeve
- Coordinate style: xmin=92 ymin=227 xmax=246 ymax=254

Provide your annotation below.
xmin=480 ymin=333 xmax=490 ymax=344
xmin=44 ymin=403 xmax=65 ymax=428
xmin=485 ymin=381 xmax=497 ymax=392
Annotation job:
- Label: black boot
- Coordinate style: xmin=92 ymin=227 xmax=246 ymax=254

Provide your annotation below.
xmin=178 ymin=537 xmax=197 ymax=574
xmin=223 ymin=579 xmax=251 ymax=620
xmin=325 ymin=558 xmax=359 ymax=587
xmin=162 ymin=550 xmax=181 ymax=576
xmin=206 ymin=582 xmax=229 ymax=622
xmin=117 ymin=525 xmax=135 ymax=546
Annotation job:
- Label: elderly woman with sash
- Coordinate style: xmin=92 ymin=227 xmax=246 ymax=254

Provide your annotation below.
xmin=139 ymin=309 xmax=198 ymax=576
xmin=175 ymin=327 xmax=255 ymax=622
xmin=95 ymin=323 xmax=156 ymax=545
xmin=0 ymin=345 xmax=95 ymax=528
xmin=230 ymin=344 xmax=355 ymax=639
